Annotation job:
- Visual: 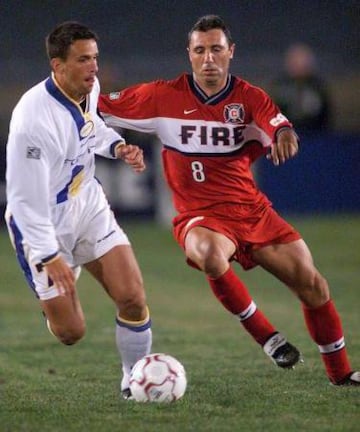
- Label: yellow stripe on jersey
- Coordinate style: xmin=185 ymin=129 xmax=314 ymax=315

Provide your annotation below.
xmin=68 ymin=169 xmax=85 ymax=197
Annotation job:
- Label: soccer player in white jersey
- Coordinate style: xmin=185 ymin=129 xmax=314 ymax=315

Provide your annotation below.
xmin=99 ymin=15 xmax=359 ymax=386
xmin=5 ymin=21 xmax=152 ymax=399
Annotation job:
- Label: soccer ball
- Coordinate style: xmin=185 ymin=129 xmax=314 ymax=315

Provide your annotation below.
xmin=129 ymin=353 xmax=187 ymax=403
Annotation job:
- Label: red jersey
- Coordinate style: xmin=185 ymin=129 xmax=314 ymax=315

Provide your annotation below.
xmin=99 ymin=73 xmax=293 ymax=215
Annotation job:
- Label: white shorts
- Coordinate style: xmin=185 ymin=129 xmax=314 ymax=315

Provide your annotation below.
xmin=6 ymin=180 xmax=130 ymax=300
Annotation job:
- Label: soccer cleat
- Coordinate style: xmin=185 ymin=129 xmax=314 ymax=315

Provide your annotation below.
xmin=121 ymin=372 xmax=133 ymax=400
xmin=271 ymin=341 xmax=301 ymax=369
xmin=333 ymin=371 xmax=360 ymax=386
xmin=263 ymin=332 xmax=302 ymax=369
xmin=121 ymin=387 xmax=134 ymax=400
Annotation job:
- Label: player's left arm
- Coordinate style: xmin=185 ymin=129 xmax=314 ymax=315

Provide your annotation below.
xmin=267 ymin=127 xmax=299 ymax=166
xmin=247 ymin=85 xmax=298 ymax=166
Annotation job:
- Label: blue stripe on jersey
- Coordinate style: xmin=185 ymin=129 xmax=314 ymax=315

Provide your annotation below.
xmin=56 ymin=164 xmax=84 ymax=203
xmin=115 ymin=317 xmax=152 ymax=332
xmin=45 ymin=76 xmax=86 ymax=139
xmin=187 ymin=73 xmax=235 ymax=105
xmin=8 ymin=216 xmax=38 ymax=297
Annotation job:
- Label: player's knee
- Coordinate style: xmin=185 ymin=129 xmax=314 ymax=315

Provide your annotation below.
xmin=187 ymin=241 xmax=227 ymax=276
xmin=297 ymin=271 xmax=329 ymax=307
xmin=118 ymin=294 xmax=148 ymax=321
xmin=313 ymin=273 xmax=330 ymax=304
xmin=56 ymin=323 xmax=86 ymax=345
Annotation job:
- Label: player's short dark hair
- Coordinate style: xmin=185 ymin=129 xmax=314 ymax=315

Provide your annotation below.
xmin=46 ymin=21 xmax=98 ymax=60
xmin=188 ymin=15 xmax=233 ymax=46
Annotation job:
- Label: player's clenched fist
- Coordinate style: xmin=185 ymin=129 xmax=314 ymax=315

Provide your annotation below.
xmin=267 ymin=129 xmax=299 ymax=166
xmin=116 ymin=144 xmax=146 ymax=172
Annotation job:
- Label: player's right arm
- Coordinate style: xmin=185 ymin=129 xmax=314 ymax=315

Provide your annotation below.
xmin=98 ymin=82 xmax=158 ymax=133
xmin=6 ymin=129 xmax=58 ymax=257
xmin=6 ymin=125 xmax=76 ymax=296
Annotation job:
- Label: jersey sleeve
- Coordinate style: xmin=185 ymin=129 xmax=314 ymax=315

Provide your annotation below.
xmin=245 ymin=85 xmax=294 ymax=143
xmin=93 ymin=111 xmax=125 ymax=158
xmin=88 ymin=78 xmax=125 ymax=158
xmin=98 ymin=82 xmax=159 ymax=133
xmin=6 ymin=124 xmax=59 ymax=263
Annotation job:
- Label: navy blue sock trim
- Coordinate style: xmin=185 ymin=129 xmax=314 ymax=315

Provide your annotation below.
xmin=115 ymin=317 xmax=152 ymax=332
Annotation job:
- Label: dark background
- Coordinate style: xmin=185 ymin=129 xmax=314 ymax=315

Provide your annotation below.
xmin=1 ymin=1 xmax=359 ymax=82
xmin=1 ymin=1 xmax=359 ymax=130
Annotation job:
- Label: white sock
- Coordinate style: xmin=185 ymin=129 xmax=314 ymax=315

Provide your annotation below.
xmin=116 ymin=315 xmax=152 ymax=390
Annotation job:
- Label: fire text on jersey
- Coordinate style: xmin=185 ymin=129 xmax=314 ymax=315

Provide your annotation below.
xmin=180 ymin=125 xmax=246 ymax=146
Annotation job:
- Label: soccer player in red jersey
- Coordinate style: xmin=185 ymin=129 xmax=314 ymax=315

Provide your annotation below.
xmin=99 ymin=15 xmax=359 ymax=385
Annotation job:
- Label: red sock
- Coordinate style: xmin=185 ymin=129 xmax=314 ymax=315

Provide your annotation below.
xmin=207 ymin=267 xmax=276 ymax=345
xmin=302 ymin=299 xmax=352 ymax=383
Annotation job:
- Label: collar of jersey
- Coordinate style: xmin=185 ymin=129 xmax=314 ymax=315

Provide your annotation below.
xmin=45 ymin=74 xmax=89 ymax=139
xmin=187 ymin=73 xmax=235 ymax=105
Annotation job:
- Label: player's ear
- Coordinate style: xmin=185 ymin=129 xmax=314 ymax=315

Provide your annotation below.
xmin=51 ymin=57 xmax=65 ymax=74
xmin=229 ymin=43 xmax=235 ymax=60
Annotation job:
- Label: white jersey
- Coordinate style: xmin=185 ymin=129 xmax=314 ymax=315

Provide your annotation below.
xmin=6 ymin=74 xmax=124 ymax=264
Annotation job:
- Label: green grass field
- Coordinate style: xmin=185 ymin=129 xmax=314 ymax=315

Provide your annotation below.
xmin=0 ymin=216 xmax=359 ymax=432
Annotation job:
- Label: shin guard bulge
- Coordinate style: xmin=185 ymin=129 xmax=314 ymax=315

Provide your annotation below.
xmin=207 ymin=267 xmax=276 ymax=345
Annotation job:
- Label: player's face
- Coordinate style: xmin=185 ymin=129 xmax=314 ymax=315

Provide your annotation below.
xmin=52 ymin=39 xmax=99 ymax=102
xmin=188 ymin=29 xmax=234 ymax=95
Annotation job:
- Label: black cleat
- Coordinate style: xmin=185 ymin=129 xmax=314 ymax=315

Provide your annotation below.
xmin=121 ymin=388 xmax=134 ymax=400
xmin=272 ymin=341 xmax=301 ymax=369
xmin=333 ymin=371 xmax=360 ymax=386
xmin=263 ymin=332 xmax=302 ymax=369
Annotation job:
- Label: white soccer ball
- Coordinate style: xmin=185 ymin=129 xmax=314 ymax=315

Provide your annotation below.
xmin=129 ymin=353 xmax=187 ymax=403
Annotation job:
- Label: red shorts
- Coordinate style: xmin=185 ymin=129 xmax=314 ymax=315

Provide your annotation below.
xmin=173 ymin=204 xmax=301 ymax=270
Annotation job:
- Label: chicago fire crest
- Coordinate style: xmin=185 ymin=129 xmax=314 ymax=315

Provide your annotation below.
xmin=224 ymin=103 xmax=245 ymax=124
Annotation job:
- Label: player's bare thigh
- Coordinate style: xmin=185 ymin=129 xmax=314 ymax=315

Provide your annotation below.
xmin=84 ymin=245 xmax=147 ymax=321
xmin=185 ymin=226 xmax=236 ymax=277
xmin=251 ymin=239 xmax=329 ymax=306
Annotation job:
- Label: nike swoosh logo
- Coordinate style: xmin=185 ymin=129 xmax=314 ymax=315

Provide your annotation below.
xmin=240 ymin=309 xmax=252 ymax=320
xmin=334 ymin=342 xmax=344 ymax=349
xmin=184 ymin=109 xmax=197 ymax=115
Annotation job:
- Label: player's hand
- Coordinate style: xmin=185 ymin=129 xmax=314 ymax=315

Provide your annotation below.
xmin=267 ymin=129 xmax=299 ymax=166
xmin=44 ymin=256 xmax=75 ymax=297
xmin=116 ymin=144 xmax=146 ymax=173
